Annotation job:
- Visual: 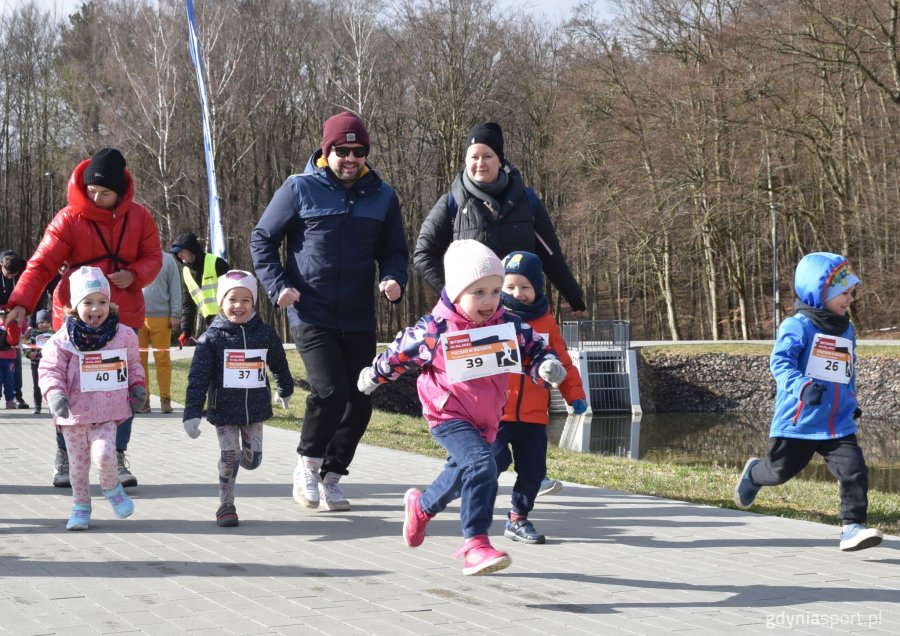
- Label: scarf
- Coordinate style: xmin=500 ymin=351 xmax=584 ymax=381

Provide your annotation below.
xmin=792 ymin=299 xmax=850 ymax=336
xmin=462 ymin=169 xmax=509 ymax=219
xmin=501 ymin=292 xmax=549 ymax=323
xmin=66 ymin=313 xmax=120 ymax=351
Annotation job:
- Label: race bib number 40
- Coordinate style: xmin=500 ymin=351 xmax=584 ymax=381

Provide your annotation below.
xmin=79 ymin=349 xmax=128 ymax=393
xmin=223 ymin=349 xmax=268 ymax=388
xmin=805 ymin=334 xmax=853 ymax=385
xmin=441 ymin=323 xmax=521 ymax=384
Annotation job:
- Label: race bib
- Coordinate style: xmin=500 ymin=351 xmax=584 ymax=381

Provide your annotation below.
xmin=441 ymin=323 xmax=521 ymax=384
xmin=223 ymin=349 xmax=267 ymax=388
xmin=79 ymin=349 xmax=128 ymax=393
xmin=805 ymin=334 xmax=853 ymax=385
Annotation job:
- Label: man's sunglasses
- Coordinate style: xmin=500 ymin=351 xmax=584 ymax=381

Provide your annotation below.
xmin=332 ymin=146 xmax=369 ymax=158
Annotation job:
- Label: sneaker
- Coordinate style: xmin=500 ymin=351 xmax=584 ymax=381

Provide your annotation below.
xmin=32 ymin=406 xmax=41 ymax=414
xmin=160 ymin=397 xmax=173 ymax=413
xmin=840 ymin=524 xmax=884 ymax=551
xmin=292 ymin=456 xmax=322 ymax=508
xmin=52 ymin=448 xmax=70 ymax=488
xmin=319 ymin=472 xmax=351 ymax=511
xmin=536 ymin=478 xmax=563 ymax=498
xmin=453 ymin=535 xmax=512 ymax=576
xmin=403 ymin=488 xmax=433 ymax=547
xmin=66 ymin=503 xmax=92 ymax=531
xmin=216 ymin=503 xmax=239 ymax=527
xmin=103 ymin=483 xmax=134 ymax=518
xmin=5 ymin=401 xmax=15 ymax=409
xmin=733 ymin=457 xmax=761 ymax=509
xmin=116 ymin=451 xmax=138 ymax=488
xmin=504 ymin=518 xmax=546 ymax=544
xmin=137 ymin=398 xmax=151 ymax=414
xmin=16 ymin=399 xmax=30 ymax=409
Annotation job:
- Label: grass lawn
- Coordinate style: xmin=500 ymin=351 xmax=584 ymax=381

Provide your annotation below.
xmin=166 ymin=349 xmax=899 ymax=535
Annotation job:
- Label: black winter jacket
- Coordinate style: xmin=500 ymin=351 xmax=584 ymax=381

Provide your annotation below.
xmin=184 ymin=313 xmax=294 ymax=426
xmin=413 ymin=164 xmax=585 ymax=312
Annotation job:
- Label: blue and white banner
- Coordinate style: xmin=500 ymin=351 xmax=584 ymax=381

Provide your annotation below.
xmin=185 ymin=0 xmax=226 ymax=260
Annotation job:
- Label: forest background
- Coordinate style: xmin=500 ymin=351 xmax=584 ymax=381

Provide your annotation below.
xmin=2 ymin=0 xmax=899 ymax=343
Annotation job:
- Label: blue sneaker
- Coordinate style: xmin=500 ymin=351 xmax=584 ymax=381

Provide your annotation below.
xmin=103 ymin=483 xmax=134 ymax=519
xmin=733 ymin=458 xmax=761 ymax=509
xmin=66 ymin=503 xmax=92 ymax=531
xmin=504 ymin=518 xmax=546 ymax=544
xmin=840 ymin=524 xmax=883 ymax=551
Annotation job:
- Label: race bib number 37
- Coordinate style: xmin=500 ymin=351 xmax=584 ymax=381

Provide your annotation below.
xmin=223 ymin=349 xmax=268 ymax=388
xmin=805 ymin=334 xmax=853 ymax=385
xmin=441 ymin=323 xmax=521 ymax=384
xmin=79 ymin=349 xmax=128 ymax=393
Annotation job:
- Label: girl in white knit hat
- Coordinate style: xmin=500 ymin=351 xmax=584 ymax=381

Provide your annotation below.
xmin=182 ymin=270 xmax=294 ymax=527
xmin=38 ymin=266 xmax=147 ymax=530
xmin=358 ymin=239 xmax=567 ymax=575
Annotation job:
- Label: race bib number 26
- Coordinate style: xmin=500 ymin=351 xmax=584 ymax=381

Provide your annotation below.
xmin=805 ymin=334 xmax=853 ymax=385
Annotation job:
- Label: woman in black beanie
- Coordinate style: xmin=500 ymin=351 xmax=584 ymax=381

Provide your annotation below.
xmin=413 ymin=121 xmax=586 ymax=313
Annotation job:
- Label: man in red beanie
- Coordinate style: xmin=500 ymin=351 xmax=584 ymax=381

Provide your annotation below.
xmin=251 ymin=111 xmax=408 ymax=512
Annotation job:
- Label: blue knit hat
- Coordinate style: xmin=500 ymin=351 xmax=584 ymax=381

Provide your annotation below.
xmin=502 ymin=251 xmax=544 ymax=293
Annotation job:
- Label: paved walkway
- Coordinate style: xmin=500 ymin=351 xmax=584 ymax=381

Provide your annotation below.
xmin=1 ymin=367 xmax=897 ymax=634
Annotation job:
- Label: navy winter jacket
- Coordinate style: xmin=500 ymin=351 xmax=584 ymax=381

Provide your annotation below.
xmin=184 ymin=313 xmax=294 ymax=426
xmin=250 ymin=152 xmax=409 ymax=332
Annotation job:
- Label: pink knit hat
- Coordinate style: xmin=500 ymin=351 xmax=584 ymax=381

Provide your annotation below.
xmin=443 ymin=240 xmax=504 ymax=302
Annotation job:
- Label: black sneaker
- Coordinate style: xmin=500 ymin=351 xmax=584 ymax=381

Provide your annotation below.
xmin=504 ymin=518 xmax=546 ymax=544
xmin=32 ymin=407 xmax=41 ymax=414
xmin=216 ymin=504 xmax=239 ymax=527
xmin=16 ymin=399 xmax=30 ymax=409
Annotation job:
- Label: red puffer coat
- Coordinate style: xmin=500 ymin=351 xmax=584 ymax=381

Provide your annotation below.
xmin=9 ymin=159 xmax=162 ymax=330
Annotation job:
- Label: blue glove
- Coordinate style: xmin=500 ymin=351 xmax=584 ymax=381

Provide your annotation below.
xmin=569 ymin=399 xmax=588 ymax=415
xmin=801 ymin=382 xmax=825 ymax=406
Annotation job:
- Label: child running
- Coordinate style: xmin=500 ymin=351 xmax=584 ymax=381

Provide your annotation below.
xmin=38 ymin=266 xmax=146 ymax=530
xmin=182 ymin=270 xmax=294 ymax=527
xmin=494 ymin=251 xmax=588 ymax=544
xmin=357 ymin=239 xmax=567 ymax=575
xmin=734 ymin=252 xmax=883 ymax=551
xmin=24 ymin=309 xmax=54 ymax=414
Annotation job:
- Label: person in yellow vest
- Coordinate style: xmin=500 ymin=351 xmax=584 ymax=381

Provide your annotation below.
xmin=170 ymin=232 xmax=230 ymax=345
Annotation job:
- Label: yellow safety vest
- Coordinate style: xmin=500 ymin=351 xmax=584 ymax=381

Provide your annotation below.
xmin=183 ymin=253 xmax=220 ymax=318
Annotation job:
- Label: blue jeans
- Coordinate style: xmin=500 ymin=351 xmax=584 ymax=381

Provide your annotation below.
xmin=492 ymin=421 xmax=548 ymax=517
xmin=0 ymin=359 xmax=15 ymax=401
xmin=419 ymin=419 xmax=499 ymax=539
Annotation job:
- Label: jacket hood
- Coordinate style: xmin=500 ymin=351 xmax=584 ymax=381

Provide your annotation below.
xmin=67 ymin=158 xmax=135 ymax=221
xmin=794 ymin=252 xmax=860 ymax=309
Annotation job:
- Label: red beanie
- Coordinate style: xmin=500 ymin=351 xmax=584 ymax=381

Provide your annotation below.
xmin=321 ymin=112 xmax=370 ymax=156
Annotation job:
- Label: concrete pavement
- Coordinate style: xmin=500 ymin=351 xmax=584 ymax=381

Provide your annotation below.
xmin=1 ymin=369 xmax=898 ymax=634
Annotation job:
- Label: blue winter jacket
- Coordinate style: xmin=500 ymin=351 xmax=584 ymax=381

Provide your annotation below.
xmin=184 ymin=313 xmax=294 ymax=426
xmin=250 ymin=152 xmax=408 ymax=332
xmin=769 ymin=253 xmax=858 ymax=440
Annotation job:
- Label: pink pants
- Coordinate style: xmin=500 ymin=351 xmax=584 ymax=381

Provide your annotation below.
xmin=61 ymin=422 xmax=118 ymax=504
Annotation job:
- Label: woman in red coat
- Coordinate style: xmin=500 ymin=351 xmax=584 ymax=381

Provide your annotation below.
xmin=6 ymin=148 xmax=162 ymax=490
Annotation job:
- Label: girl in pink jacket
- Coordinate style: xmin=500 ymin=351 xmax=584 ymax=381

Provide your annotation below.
xmin=38 ymin=267 xmax=146 ymax=530
xmin=358 ymin=240 xmax=566 ymax=576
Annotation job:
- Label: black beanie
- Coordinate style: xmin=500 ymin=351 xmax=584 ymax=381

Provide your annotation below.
xmin=83 ymin=148 xmax=127 ymax=197
xmin=466 ymin=122 xmax=504 ymax=163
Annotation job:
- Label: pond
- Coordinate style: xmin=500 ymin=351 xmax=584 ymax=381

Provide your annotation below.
xmin=547 ymin=411 xmax=900 ymax=494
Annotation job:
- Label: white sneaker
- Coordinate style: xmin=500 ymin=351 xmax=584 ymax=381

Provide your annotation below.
xmin=292 ymin=456 xmax=322 ymax=508
xmin=319 ymin=472 xmax=351 ymax=511
xmin=536 ymin=478 xmax=562 ymax=498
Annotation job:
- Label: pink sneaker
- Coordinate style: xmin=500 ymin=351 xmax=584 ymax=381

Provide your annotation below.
xmin=403 ymin=488 xmax=433 ymax=547
xmin=452 ymin=535 xmax=511 ymax=576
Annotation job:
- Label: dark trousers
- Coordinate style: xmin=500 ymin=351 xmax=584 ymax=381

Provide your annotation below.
xmin=291 ymin=324 xmax=375 ymax=476
xmin=492 ymin=421 xmax=548 ymax=517
xmin=750 ymin=434 xmax=869 ymax=524
xmin=30 ymin=363 xmax=41 ymax=408
xmin=14 ymin=349 xmax=23 ymax=402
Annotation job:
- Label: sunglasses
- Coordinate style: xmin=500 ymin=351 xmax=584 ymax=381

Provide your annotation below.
xmin=332 ymin=145 xmax=369 ymax=158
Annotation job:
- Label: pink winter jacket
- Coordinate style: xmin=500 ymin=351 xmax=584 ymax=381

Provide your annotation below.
xmin=38 ymin=320 xmax=145 ymax=427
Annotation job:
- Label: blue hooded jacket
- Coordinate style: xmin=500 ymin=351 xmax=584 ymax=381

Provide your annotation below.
xmin=250 ymin=152 xmax=408 ymax=332
xmin=769 ymin=252 xmax=859 ymax=439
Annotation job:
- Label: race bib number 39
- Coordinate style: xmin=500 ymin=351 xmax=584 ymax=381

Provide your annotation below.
xmin=223 ymin=349 xmax=268 ymax=388
xmin=805 ymin=334 xmax=853 ymax=385
xmin=79 ymin=349 xmax=128 ymax=393
xmin=441 ymin=323 xmax=521 ymax=384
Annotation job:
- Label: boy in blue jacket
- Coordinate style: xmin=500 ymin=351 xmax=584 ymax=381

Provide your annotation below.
xmin=734 ymin=252 xmax=883 ymax=551
xmin=183 ymin=271 xmax=294 ymax=527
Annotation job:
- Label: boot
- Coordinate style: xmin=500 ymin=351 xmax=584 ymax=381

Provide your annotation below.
xmin=116 ymin=451 xmax=138 ymax=488
xmin=292 ymin=456 xmax=322 ymax=508
xmin=52 ymin=448 xmax=70 ymax=488
xmin=160 ymin=397 xmax=173 ymax=413
xmin=319 ymin=472 xmax=351 ymax=511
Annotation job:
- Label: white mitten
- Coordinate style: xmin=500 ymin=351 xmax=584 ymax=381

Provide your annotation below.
xmin=275 ymin=395 xmax=291 ymax=409
xmin=183 ymin=418 xmax=202 ymax=439
xmin=357 ymin=367 xmax=380 ymax=395
xmin=538 ymin=359 xmax=566 ymax=388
